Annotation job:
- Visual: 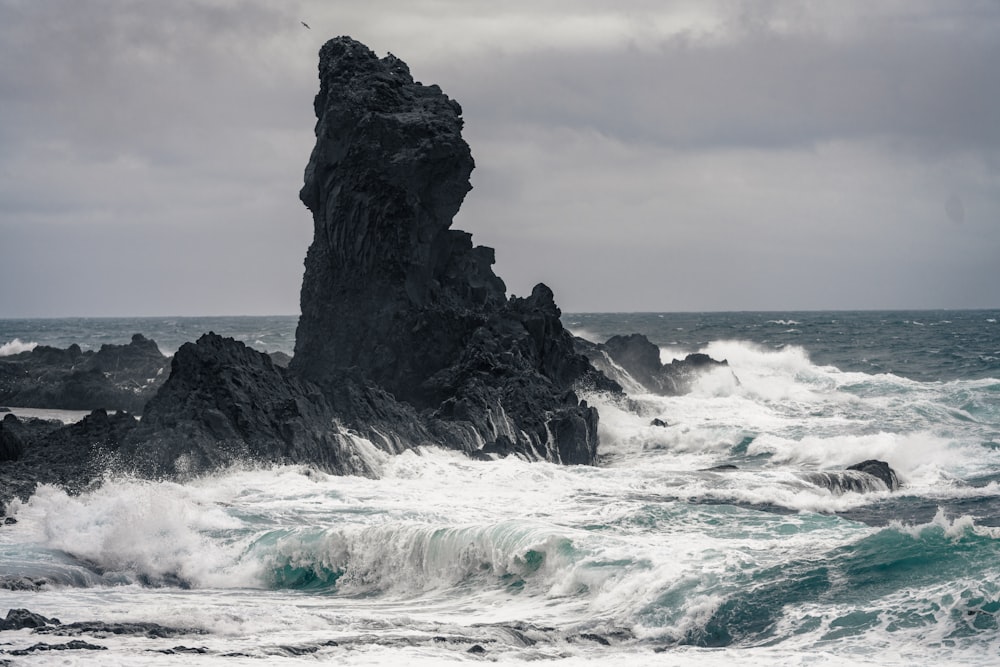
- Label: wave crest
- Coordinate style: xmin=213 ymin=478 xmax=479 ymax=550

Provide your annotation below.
xmin=0 ymin=338 xmax=38 ymax=356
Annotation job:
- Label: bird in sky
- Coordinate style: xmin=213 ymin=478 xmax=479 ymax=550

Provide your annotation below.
xmin=301 ymin=21 xmax=311 ymax=29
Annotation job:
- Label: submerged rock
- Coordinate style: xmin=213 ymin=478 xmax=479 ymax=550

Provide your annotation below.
xmin=847 ymin=459 xmax=901 ymax=491
xmin=36 ymin=620 xmax=205 ymax=639
xmin=806 ymin=460 xmax=901 ymax=493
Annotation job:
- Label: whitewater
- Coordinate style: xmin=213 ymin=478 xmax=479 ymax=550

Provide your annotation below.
xmin=1 ymin=311 xmax=999 ymax=665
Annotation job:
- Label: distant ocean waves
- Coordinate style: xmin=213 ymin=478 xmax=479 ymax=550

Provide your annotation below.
xmin=0 ymin=315 xmax=298 ymax=358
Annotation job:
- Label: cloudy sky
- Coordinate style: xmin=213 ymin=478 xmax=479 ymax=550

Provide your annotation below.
xmin=1 ymin=0 xmax=997 ymax=317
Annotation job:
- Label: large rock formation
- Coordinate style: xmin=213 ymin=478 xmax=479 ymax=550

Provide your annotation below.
xmin=290 ymin=37 xmax=611 ymax=464
xmin=1 ymin=37 xmax=620 ymax=509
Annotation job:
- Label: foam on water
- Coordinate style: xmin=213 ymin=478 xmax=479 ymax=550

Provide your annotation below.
xmin=2 ymin=312 xmax=999 ymax=664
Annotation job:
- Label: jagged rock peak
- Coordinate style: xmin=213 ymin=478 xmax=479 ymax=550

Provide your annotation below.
xmin=293 ymin=36 xmax=507 ymax=393
xmin=298 ymin=36 xmax=491 ymax=292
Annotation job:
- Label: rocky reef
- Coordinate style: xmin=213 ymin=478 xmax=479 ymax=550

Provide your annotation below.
xmin=0 ymin=334 xmax=168 ymax=413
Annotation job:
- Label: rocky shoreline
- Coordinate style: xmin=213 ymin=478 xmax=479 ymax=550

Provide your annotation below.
xmin=0 ymin=37 xmax=895 ymax=515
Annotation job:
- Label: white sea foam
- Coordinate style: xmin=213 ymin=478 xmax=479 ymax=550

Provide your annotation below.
xmin=0 ymin=337 xmax=37 ymax=356
xmin=2 ymin=318 xmax=997 ymax=664
xmin=14 ymin=479 xmax=251 ymax=588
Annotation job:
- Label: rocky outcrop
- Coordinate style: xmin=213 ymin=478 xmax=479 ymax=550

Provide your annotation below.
xmin=846 ymin=459 xmax=900 ymax=491
xmin=291 ymin=37 xmax=611 ymax=464
xmin=117 ymin=332 xmax=386 ymax=477
xmin=0 ymin=334 xmax=168 ymax=412
xmin=0 ymin=609 xmax=60 ymax=631
xmin=1 ymin=37 xmax=621 ymax=508
xmin=575 ymin=333 xmax=730 ymax=396
xmin=805 ymin=460 xmax=901 ymax=493
xmin=0 ymin=410 xmax=137 ymax=511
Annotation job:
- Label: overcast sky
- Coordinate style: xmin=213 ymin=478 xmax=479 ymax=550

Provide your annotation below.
xmin=1 ymin=0 xmax=997 ymax=317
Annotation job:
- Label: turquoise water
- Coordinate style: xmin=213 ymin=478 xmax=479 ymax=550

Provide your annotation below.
xmin=1 ymin=311 xmax=999 ymax=664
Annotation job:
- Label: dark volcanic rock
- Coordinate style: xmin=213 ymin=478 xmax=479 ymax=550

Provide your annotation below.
xmin=0 ymin=410 xmax=137 ymax=511
xmin=36 ymin=620 xmax=204 ymax=639
xmin=0 ymin=576 xmax=48 ymax=591
xmin=290 ymin=37 xmax=611 ymax=464
xmin=0 ymin=608 xmax=60 ymax=631
xmin=805 ymin=460 xmax=900 ymax=493
xmin=0 ymin=415 xmax=25 ymax=462
xmin=118 ymin=333 xmax=383 ymax=477
xmin=575 ymin=333 xmax=729 ymax=396
xmin=0 ymin=334 xmax=168 ymax=412
xmin=9 ymin=640 xmax=107 ymax=655
xmin=847 ymin=459 xmax=901 ymax=491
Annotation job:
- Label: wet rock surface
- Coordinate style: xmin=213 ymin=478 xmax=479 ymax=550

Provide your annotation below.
xmin=575 ymin=333 xmax=729 ymax=395
xmin=289 ymin=37 xmax=612 ymax=465
xmin=0 ymin=409 xmax=136 ymax=511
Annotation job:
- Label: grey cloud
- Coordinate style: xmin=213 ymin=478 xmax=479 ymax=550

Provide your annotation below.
xmin=439 ymin=22 xmax=1000 ymax=154
xmin=1 ymin=0 xmax=997 ymax=316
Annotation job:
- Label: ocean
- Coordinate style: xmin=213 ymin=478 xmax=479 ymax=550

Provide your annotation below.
xmin=1 ymin=310 xmax=999 ymax=665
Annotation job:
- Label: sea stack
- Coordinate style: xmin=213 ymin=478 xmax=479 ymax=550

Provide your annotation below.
xmin=291 ymin=37 xmax=609 ymax=464
xmin=1 ymin=37 xmax=615 ymax=510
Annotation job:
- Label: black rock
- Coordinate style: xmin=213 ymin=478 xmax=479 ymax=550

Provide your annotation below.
xmin=0 ymin=608 xmax=60 ymax=631
xmin=155 ymin=646 xmax=211 ymax=655
xmin=575 ymin=333 xmax=729 ymax=396
xmin=117 ymin=332 xmax=380 ymax=478
xmin=0 ymin=410 xmax=138 ymax=511
xmin=36 ymin=620 xmax=203 ymax=639
xmin=290 ymin=37 xmax=611 ymax=464
xmin=0 ymin=334 xmax=168 ymax=412
xmin=804 ymin=460 xmax=900 ymax=493
xmin=0 ymin=417 xmax=24 ymax=462
xmin=9 ymin=640 xmax=106 ymax=655
xmin=467 ymin=644 xmax=487 ymax=654
xmin=847 ymin=459 xmax=901 ymax=491
xmin=650 ymin=418 xmax=669 ymax=428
